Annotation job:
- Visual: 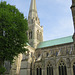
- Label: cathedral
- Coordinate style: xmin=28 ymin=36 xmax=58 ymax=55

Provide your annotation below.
xmin=5 ymin=0 xmax=75 ymax=75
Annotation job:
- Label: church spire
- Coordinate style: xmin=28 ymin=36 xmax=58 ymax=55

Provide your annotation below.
xmin=28 ymin=0 xmax=38 ymax=19
xmin=28 ymin=0 xmax=43 ymax=48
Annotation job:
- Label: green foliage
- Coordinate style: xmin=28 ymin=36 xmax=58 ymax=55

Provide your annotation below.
xmin=0 ymin=1 xmax=28 ymax=63
xmin=0 ymin=66 xmax=6 ymax=74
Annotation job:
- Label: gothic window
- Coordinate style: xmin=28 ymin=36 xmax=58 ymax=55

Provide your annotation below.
xmin=47 ymin=63 xmax=53 ymax=75
xmin=59 ymin=61 xmax=67 ymax=75
xmin=73 ymin=62 xmax=75 ymax=75
xmin=31 ymin=31 xmax=32 ymax=39
xmin=46 ymin=53 xmax=49 ymax=57
xmin=36 ymin=67 xmax=42 ymax=75
xmin=29 ymin=31 xmax=32 ymax=39
xmin=30 ymin=63 xmax=32 ymax=75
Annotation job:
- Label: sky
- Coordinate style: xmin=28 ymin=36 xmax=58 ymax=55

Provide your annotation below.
xmin=1 ymin=0 xmax=74 ymax=41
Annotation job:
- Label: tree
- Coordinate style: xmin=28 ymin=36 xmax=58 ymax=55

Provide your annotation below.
xmin=0 ymin=1 xmax=28 ymax=73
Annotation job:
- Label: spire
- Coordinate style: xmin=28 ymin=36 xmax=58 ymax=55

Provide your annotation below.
xmin=28 ymin=0 xmax=43 ymax=48
xmin=28 ymin=0 xmax=38 ymax=19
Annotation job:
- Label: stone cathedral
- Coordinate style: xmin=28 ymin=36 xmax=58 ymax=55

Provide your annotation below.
xmin=5 ymin=0 xmax=75 ymax=75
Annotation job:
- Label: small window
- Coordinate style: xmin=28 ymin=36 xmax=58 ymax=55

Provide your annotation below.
xmin=29 ymin=31 xmax=32 ymax=39
xmin=46 ymin=53 xmax=49 ymax=57
xmin=56 ymin=51 xmax=58 ymax=56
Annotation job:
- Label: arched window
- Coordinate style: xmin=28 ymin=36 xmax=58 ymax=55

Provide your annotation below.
xmin=46 ymin=53 xmax=49 ymax=57
xmin=29 ymin=31 xmax=32 ymax=39
xmin=73 ymin=62 xmax=75 ymax=75
xmin=36 ymin=67 xmax=42 ymax=75
xmin=30 ymin=63 xmax=32 ymax=75
xmin=59 ymin=61 xmax=67 ymax=75
xmin=47 ymin=63 xmax=53 ymax=75
xmin=37 ymin=30 xmax=39 ymax=40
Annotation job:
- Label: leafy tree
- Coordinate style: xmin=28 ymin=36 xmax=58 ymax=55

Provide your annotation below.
xmin=0 ymin=1 xmax=28 ymax=73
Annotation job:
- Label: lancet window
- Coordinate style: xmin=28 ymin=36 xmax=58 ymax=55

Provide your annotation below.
xmin=59 ymin=61 xmax=67 ymax=75
xmin=29 ymin=31 xmax=32 ymax=39
xmin=36 ymin=67 xmax=42 ymax=75
xmin=37 ymin=30 xmax=39 ymax=40
xmin=73 ymin=62 xmax=75 ymax=75
xmin=30 ymin=63 xmax=32 ymax=75
xmin=46 ymin=52 xmax=49 ymax=57
xmin=47 ymin=63 xmax=53 ymax=75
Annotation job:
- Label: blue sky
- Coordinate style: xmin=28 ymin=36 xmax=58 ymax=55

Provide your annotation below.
xmin=1 ymin=0 xmax=74 ymax=41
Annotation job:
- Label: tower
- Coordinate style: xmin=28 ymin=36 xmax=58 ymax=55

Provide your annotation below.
xmin=71 ymin=0 xmax=75 ymax=51
xmin=27 ymin=0 xmax=43 ymax=48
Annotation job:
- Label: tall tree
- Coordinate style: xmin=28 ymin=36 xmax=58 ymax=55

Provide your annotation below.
xmin=0 ymin=1 xmax=28 ymax=73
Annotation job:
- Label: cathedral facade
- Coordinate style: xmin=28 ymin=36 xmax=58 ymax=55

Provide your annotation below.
xmin=8 ymin=0 xmax=75 ymax=75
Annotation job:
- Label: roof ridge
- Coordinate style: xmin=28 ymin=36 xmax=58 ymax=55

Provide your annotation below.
xmin=41 ymin=35 xmax=73 ymax=43
xmin=37 ymin=35 xmax=73 ymax=49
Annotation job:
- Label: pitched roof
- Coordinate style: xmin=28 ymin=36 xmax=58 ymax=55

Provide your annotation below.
xmin=37 ymin=36 xmax=73 ymax=49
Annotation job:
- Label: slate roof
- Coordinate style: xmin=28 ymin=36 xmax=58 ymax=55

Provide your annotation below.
xmin=37 ymin=36 xmax=73 ymax=49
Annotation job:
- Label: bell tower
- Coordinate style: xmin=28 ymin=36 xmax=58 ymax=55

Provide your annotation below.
xmin=71 ymin=0 xmax=75 ymax=51
xmin=27 ymin=0 xmax=43 ymax=48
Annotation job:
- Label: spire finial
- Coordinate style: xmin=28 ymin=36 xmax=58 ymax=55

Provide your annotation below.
xmin=28 ymin=0 xmax=38 ymax=18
